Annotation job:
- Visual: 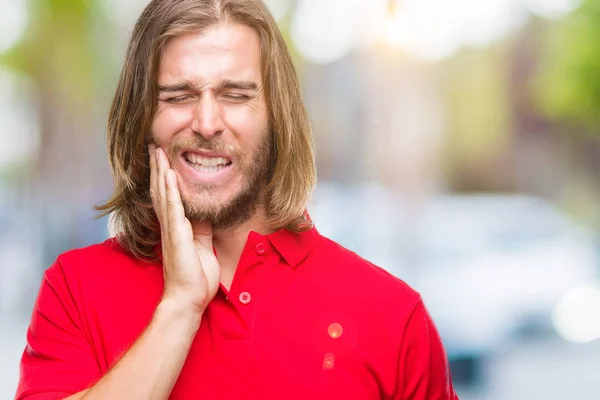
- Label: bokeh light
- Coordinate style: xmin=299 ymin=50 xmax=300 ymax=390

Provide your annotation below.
xmin=290 ymin=0 xmax=359 ymax=64
xmin=525 ymin=0 xmax=582 ymax=18
xmin=553 ymin=283 xmax=600 ymax=344
xmin=384 ymin=0 xmax=523 ymax=62
xmin=322 ymin=352 xmax=336 ymax=370
xmin=0 ymin=0 xmax=28 ymax=53
xmin=328 ymin=322 xmax=344 ymax=339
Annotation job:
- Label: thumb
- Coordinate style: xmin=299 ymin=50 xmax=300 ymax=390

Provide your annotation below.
xmin=191 ymin=220 xmax=213 ymax=250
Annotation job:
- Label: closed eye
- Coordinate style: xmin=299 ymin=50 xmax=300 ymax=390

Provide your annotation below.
xmin=162 ymin=95 xmax=195 ymax=104
xmin=222 ymin=93 xmax=251 ymax=102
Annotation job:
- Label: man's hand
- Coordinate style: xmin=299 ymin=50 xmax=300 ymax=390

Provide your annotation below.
xmin=59 ymin=147 xmax=222 ymax=400
xmin=149 ymin=144 xmax=220 ymax=315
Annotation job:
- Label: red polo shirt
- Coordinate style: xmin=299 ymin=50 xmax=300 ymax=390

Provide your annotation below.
xmin=16 ymin=227 xmax=457 ymax=399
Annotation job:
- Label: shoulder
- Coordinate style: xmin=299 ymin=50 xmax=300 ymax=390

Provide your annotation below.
xmin=47 ymin=237 xmax=159 ymax=293
xmin=56 ymin=237 xmax=152 ymax=271
xmin=57 ymin=237 xmax=137 ymax=266
xmin=308 ymin=233 xmax=422 ymax=317
xmin=303 ymin=233 xmax=429 ymax=388
xmin=40 ymin=238 xmax=162 ymax=324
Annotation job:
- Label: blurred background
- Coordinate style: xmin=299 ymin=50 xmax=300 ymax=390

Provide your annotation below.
xmin=2 ymin=0 xmax=600 ymax=398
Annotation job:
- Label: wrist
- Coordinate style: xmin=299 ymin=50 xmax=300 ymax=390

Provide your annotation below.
xmin=155 ymin=297 xmax=203 ymax=333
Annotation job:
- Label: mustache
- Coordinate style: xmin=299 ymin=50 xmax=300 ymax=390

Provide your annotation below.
xmin=166 ymin=136 xmax=239 ymax=160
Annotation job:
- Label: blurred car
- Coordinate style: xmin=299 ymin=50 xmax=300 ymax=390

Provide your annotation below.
xmin=308 ymin=182 xmax=600 ymax=384
xmin=0 ymin=184 xmax=41 ymax=317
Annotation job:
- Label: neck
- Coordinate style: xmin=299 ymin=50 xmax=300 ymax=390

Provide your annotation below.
xmin=213 ymin=209 xmax=271 ymax=250
xmin=204 ymin=207 xmax=275 ymax=290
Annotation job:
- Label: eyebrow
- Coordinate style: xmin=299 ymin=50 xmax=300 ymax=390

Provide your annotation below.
xmin=158 ymin=79 xmax=260 ymax=93
xmin=158 ymin=82 xmax=191 ymax=93
xmin=219 ymin=79 xmax=259 ymax=91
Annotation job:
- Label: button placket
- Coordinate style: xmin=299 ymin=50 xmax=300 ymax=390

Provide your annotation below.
xmin=237 ymin=241 xmax=268 ymax=306
xmin=227 ymin=237 xmax=272 ymax=333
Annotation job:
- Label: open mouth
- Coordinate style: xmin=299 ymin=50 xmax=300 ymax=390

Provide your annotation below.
xmin=183 ymin=151 xmax=233 ymax=174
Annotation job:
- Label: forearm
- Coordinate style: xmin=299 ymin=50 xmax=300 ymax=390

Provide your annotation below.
xmin=66 ymin=298 xmax=201 ymax=400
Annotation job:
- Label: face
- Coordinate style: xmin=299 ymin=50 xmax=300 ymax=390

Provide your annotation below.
xmin=151 ymin=24 xmax=272 ymax=229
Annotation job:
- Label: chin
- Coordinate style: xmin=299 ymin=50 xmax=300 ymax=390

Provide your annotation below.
xmin=182 ymin=181 xmax=262 ymax=228
xmin=179 ymin=179 xmax=234 ymax=203
xmin=184 ymin=191 xmax=229 ymax=213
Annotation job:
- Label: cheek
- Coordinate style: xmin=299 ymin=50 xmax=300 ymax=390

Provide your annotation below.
xmin=223 ymin=104 xmax=269 ymax=147
xmin=151 ymin=106 xmax=193 ymax=145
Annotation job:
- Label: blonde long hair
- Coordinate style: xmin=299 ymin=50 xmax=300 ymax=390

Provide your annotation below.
xmin=97 ymin=0 xmax=316 ymax=261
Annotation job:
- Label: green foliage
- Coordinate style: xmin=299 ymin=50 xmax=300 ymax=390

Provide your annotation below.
xmin=535 ymin=0 xmax=600 ymax=130
xmin=0 ymin=0 xmax=113 ymax=107
xmin=439 ymin=44 xmax=513 ymax=165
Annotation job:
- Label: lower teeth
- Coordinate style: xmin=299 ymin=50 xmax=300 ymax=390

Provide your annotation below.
xmin=189 ymin=162 xmax=228 ymax=174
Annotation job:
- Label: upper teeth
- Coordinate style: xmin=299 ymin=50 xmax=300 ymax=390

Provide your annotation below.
xmin=186 ymin=154 xmax=229 ymax=167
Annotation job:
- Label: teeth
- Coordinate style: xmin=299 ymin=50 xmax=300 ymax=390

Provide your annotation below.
xmin=186 ymin=154 xmax=229 ymax=167
xmin=190 ymin=164 xmax=226 ymax=174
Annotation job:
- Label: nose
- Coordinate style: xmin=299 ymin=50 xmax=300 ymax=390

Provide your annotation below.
xmin=190 ymin=94 xmax=225 ymax=140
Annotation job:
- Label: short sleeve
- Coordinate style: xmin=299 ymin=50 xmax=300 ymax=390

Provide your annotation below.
xmin=15 ymin=259 xmax=101 ymax=400
xmin=395 ymin=298 xmax=458 ymax=400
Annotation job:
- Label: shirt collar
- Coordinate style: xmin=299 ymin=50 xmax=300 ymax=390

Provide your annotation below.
xmin=265 ymin=225 xmax=319 ymax=268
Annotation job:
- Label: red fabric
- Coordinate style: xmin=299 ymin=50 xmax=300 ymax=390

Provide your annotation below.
xmin=16 ymin=227 xmax=458 ymax=399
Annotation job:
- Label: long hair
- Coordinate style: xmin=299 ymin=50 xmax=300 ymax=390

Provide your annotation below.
xmin=97 ymin=0 xmax=316 ymax=261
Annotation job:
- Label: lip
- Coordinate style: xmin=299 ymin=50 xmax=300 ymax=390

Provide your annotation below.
xmin=175 ymin=154 xmax=234 ymax=184
xmin=182 ymin=148 xmax=232 ymax=162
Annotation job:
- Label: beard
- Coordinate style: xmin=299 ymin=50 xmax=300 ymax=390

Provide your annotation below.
xmin=166 ymin=128 xmax=274 ymax=230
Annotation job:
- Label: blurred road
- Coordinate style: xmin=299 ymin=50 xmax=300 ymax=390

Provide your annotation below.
xmin=2 ymin=313 xmax=599 ymax=399
xmin=1 ymin=314 xmax=28 ymax=398
xmin=458 ymin=337 xmax=600 ymax=400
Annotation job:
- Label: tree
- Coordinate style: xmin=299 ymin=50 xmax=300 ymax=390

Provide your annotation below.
xmin=0 ymin=0 xmax=117 ymax=269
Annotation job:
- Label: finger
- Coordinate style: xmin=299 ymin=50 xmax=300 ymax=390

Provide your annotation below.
xmin=156 ymin=147 xmax=169 ymax=232
xmin=149 ymin=144 xmax=157 ymax=207
xmin=191 ymin=220 xmax=213 ymax=250
xmin=166 ymin=169 xmax=190 ymax=241
xmin=149 ymin=145 xmax=166 ymax=238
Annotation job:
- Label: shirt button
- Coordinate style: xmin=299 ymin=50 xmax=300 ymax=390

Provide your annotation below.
xmin=239 ymin=292 xmax=252 ymax=304
xmin=255 ymin=242 xmax=266 ymax=255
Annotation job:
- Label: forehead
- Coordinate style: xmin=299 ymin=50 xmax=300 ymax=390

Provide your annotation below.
xmin=158 ymin=24 xmax=263 ymax=86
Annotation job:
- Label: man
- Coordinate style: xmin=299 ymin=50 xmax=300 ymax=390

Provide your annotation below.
xmin=16 ymin=0 xmax=458 ymax=399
